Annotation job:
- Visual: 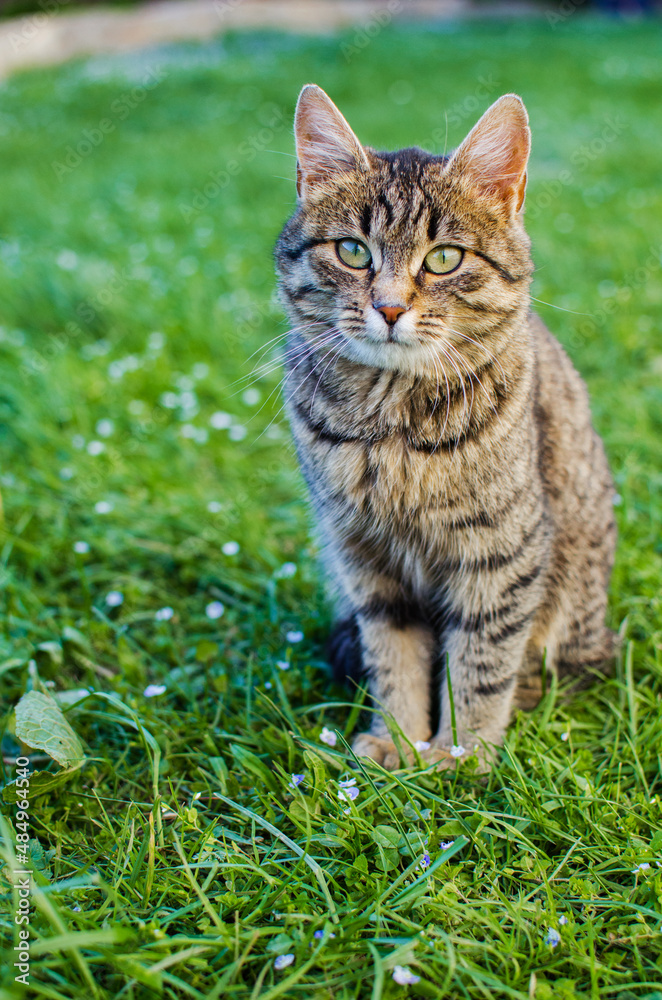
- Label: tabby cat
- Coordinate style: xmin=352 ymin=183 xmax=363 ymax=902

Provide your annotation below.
xmin=274 ymin=85 xmax=616 ymax=770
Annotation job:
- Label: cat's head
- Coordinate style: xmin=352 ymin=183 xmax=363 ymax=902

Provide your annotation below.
xmin=275 ymin=84 xmax=533 ymax=376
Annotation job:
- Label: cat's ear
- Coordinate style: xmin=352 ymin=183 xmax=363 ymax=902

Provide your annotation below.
xmin=447 ymin=94 xmax=530 ymax=214
xmin=294 ymin=84 xmax=369 ymax=200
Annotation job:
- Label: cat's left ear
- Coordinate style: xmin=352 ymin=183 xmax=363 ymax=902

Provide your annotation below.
xmin=294 ymin=84 xmax=369 ymax=200
xmin=446 ymin=94 xmax=530 ymax=215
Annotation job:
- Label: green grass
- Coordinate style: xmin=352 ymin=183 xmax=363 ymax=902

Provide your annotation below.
xmin=0 ymin=18 xmax=661 ymax=1000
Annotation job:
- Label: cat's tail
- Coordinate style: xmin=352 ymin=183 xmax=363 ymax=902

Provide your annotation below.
xmin=327 ymin=614 xmax=364 ymax=686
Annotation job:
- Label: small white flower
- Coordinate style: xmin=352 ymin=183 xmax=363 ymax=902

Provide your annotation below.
xmin=72 ymin=905 xmax=81 ymax=912
xmin=180 ymin=423 xmax=197 ymax=439
xmin=392 ymin=966 xmax=420 ymax=985
xmin=338 ymin=777 xmax=357 ymax=788
xmin=561 ymin=732 xmax=570 ymax=742
xmin=95 ymin=419 xmax=114 ymax=437
xmin=338 ymin=786 xmax=359 ymax=802
xmin=277 ymin=562 xmax=297 ymax=579
xmin=450 ymin=745 xmax=465 ymax=758
xmin=95 ymin=500 xmax=113 ymax=514
xmin=210 ymin=411 xmax=232 ymax=429
xmin=73 ymin=541 xmax=90 ymax=554
xmin=633 ymin=862 xmax=650 ymax=873
xmin=179 ymin=390 xmax=198 ymax=412
xmin=155 ymin=607 xmax=174 ymax=621
xmin=161 ymin=391 xmax=180 ymax=409
xmin=87 ymin=440 xmax=105 ymax=456
xmin=276 ymin=660 xmax=290 ymax=671
xmin=148 ymin=331 xmax=165 ymax=351
xmin=289 ymin=774 xmax=304 ymax=789
xmin=440 ymin=840 xmax=455 ymax=850
xmin=320 ymin=727 xmax=337 ymax=748
xmin=205 ymin=601 xmax=225 ymax=620
xmin=60 ymin=467 xmax=74 ymax=480
xmin=72 ymin=434 xmax=86 ymax=450
xmin=274 ymin=954 xmax=294 ymax=971
xmin=414 ymin=740 xmax=430 ymax=751
xmin=264 ymin=681 xmax=272 ymax=690
xmin=558 ymin=915 xmax=568 ymax=925
xmin=57 ymin=249 xmax=78 ymax=271
xmin=105 ymin=591 xmax=124 ymax=608
xmin=222 ymin=541 xmax=240 ymax=556
xmin=192 ymin=362 xmax=209 ymax=380
xmin=286 ymin=630 xmax=303 ymax=643
xmin=128 ymin=399 xmax=146 ymax=415
xmin=242 ymin=388 xmax=261 ymax=406
xmin=207 ymin=501 xmax=223 ymax=513
xmin=545 ymin=928 xmax=561 ymax=947
xmin=228 ymin=424 xmax=247 ymax=441
xmin=144 ymin=684 xmax=166 ymax=697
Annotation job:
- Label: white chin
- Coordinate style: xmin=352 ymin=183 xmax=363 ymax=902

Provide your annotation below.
xmin=338 ymin=335 xmax=432 ymax=375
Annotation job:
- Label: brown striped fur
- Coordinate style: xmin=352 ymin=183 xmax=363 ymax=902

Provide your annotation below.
xmin=274 ymin=85 xmax=616 ymax=770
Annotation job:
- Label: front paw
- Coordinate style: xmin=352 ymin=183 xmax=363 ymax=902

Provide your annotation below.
xmin=352 ymin=733 xmax=407 ymax=770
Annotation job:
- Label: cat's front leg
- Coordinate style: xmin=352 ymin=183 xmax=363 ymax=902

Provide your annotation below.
xmin=432 ymin=574 xmax=545 ymax=771
xmin=349 ymin=599 xmax=435 ymax=769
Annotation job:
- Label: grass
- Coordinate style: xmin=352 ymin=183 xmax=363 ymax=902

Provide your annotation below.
xmin=0 ymin=17 xmax=661 ymax=1000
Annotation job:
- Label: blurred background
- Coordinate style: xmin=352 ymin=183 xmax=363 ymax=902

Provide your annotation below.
xmin=0 ymin=0 xmax=660 ymax=731
xmin=1 ymin=2 xmax=661 ymax=997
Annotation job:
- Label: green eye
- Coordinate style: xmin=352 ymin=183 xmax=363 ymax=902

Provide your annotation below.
xmin=423 ymin=245 xmax=463 ymax=275
xmin=336 ymin=238 xmax=372 ymax=269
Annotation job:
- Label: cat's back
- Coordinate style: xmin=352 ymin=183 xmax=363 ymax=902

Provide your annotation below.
xmin=529 ymin=314 xmax=615 ymax=538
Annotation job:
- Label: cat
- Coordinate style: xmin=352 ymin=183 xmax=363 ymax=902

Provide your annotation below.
xmin=274 ymin=84 xmax=616 ymax=770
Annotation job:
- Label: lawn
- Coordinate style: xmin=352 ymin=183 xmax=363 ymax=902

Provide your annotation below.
xmin=0 ymin=17 xmax=661 ymax=1000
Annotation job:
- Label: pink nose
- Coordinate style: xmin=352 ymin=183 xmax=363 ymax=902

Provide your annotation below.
xmin=375 ymin=304 xmax=407 ymax=326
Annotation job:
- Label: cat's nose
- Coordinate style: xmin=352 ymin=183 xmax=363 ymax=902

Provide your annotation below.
xmin=374 ymin=303 xmax=407 ymax=326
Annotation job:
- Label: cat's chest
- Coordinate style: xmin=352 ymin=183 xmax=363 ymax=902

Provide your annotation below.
xmin=314 ymin=431 xmax=479 ymax=526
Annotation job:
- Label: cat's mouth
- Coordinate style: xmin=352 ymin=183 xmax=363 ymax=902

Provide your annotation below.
xmin=336 ymin=327 xmax=438 ymax=375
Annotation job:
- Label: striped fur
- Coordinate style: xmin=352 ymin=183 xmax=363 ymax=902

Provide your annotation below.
xmin=274 ymin=86 xmax=616 ymax=770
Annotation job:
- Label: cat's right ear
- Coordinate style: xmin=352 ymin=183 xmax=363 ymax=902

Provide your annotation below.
xmin=294 ymin=84 xmax=369 ymax=200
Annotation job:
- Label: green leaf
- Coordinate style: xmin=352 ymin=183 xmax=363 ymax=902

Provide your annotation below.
xmin=353 ymin=854 xmax=368 ymax=874
xmin=14 ymin=691 xmax=86 ymax=767
xmin=2 ymin=767 xmax=82 ymax=803
xmin=195 ymin=640 xmax=219 ymax=663
xmin=266 ymin=933 xmax=294 ymax=954
xmin=371 ymin=825 xmax=401 ymax=849
xmin=28 ymin=838 xmax=53 ymax=879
